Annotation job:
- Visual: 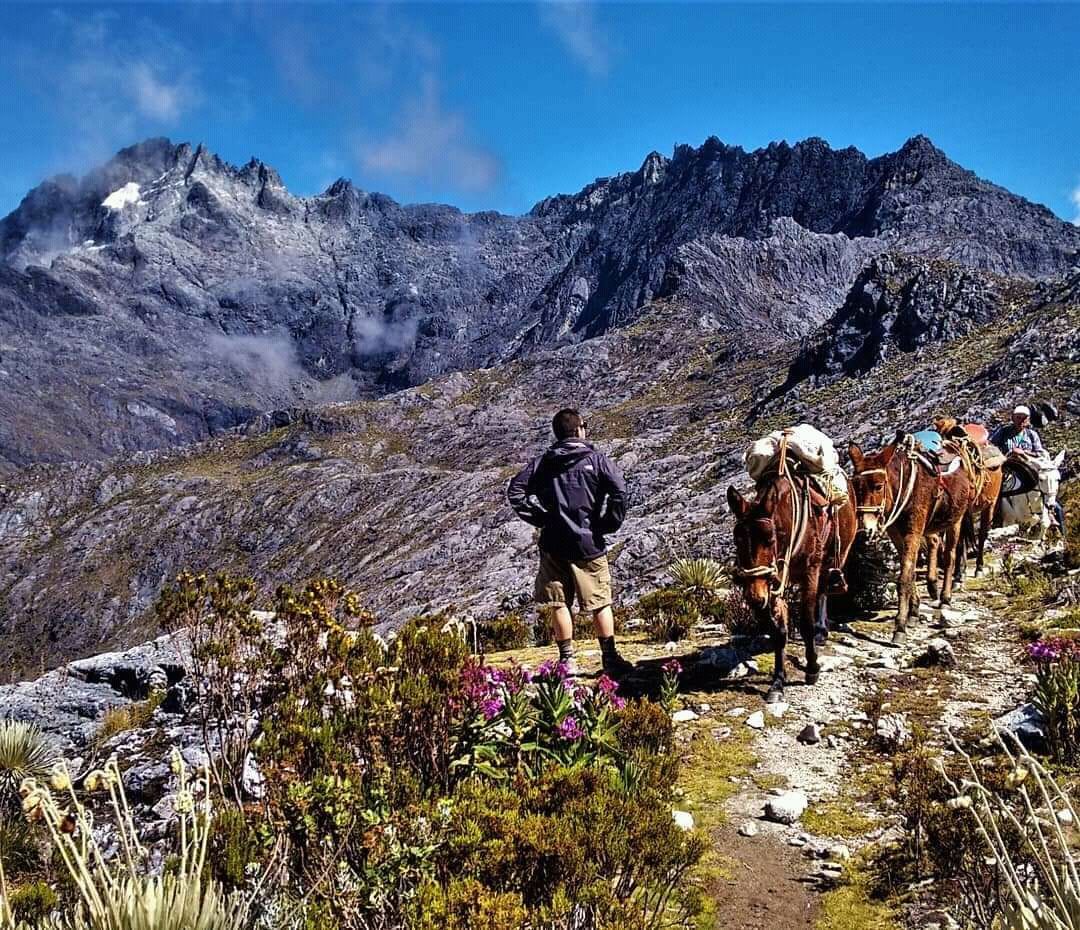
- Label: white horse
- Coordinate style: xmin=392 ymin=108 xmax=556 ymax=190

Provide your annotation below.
xmin=998 ymin=449 xmax=1065 ymax=543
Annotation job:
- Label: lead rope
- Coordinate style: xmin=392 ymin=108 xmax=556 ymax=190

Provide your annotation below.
xmin=880 ymin=440 xmax=920 ymax=532
xmin=772 ymin=433 xmax=810 ymax=600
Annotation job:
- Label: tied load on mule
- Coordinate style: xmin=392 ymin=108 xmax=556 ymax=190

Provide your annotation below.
xmin=727 ymin=425 xmax=857 ymax=703
xmin=932 ymin=416 xmax=1005 ymax=583
xmin=848 ymin=432 xmax=975 ymax=646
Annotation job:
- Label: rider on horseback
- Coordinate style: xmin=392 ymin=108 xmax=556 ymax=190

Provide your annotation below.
xmin=990 ymin=405 xmax=1045 ymax=456
xmin=991 ymin=405 xmax=1065 ymax=533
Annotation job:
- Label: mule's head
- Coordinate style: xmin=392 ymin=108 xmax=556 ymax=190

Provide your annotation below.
xmin=848 ymin=442 xmax=896 ymax=539
xmin=728 ymin=485 xmax=779 ymax=613
xmin=1039 ymin=449 xmax=1066 ymax=501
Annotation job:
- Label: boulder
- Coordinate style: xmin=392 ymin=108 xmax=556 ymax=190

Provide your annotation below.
xmin=994 ymin=703 xmax=1048 ymax=754
xmin=764 ymin=790 xmax=808 ymax=825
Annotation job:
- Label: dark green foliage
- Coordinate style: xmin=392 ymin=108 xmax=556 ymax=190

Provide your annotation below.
xmin=832 ymin=534 xmax=896 ymax=621
xmin=164 ymin=571 xmax=704 ymax=930
xmin=636 ymin=588 xmax=699 ymax=643
xmin=479 ymin=612 xmax=530 ymax=652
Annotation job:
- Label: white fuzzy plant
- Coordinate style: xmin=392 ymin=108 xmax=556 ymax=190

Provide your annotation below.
xmin=943 ymin=731 xmax=1080 ymax=930
xmin=1 ymin=750 xmax=258 ymax=930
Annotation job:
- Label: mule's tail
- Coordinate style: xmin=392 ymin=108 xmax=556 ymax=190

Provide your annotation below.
xmin=960 ymin=509 xmax=977 ymax=557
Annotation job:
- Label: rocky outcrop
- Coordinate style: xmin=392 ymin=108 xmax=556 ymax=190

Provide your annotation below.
xmin=1 ymin=135 xmax=1078 ymax=466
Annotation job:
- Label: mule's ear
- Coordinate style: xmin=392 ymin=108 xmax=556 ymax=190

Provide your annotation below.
xmin=848 ymin=444 xmax=864 ymax=471
xmin=1053 ymin=449 xmax=1066 ymax=468
xmin=727 ymin=485 xmax=750 ymax=518
xmin=880 ymin=445 xmax=896 ymax=466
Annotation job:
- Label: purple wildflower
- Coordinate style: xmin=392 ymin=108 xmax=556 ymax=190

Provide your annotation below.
xmin=610 ymin=695 xmax=627 ymax=711
xmin=556 ymin=716 xmax=584 ymax=741
xmin=480 ymin=696 xmax=504 ymax=720
xmin=461 ymin=660 xmax=492 ymax=702
xmin=596 ymin=674 xmax=619 ymax=696
xmin=662 ymin=658 xmax=683 ymax=677
xmin=535 ymin=659 xmax=556 ymax=680
xmin=1029 ymin=640 xmax=1062 ymax=663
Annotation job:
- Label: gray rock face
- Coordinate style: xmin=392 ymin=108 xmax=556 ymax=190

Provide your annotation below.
xmin=2 ymin=134 xmax=1078 ymax=467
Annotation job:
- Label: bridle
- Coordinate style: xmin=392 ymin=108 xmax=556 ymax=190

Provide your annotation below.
xmin=732 ymin=438 xmax=811 ymax=604
xmin=854 ymin=437 xmax=921 ymax=534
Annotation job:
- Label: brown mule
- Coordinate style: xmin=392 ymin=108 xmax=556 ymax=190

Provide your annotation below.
xmin=848 ymin=434 xmax=975 ymax=645
xmin=728 ymin=469 xmax=857 ymax=702
xmin=932 ymin=418 xmax=1004 ymax=583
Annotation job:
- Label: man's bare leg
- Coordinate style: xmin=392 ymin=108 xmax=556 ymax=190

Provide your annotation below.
xmin=550 ymin=605 xmax=575 ymax=668
xmin=592 ymin=605 xmax=615 ymax=638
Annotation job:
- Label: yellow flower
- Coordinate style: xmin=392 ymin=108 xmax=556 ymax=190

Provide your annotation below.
xmin=84 ymin=770 xmax=107 ymax=792
xmin=50 ymin=769 xmax=71 ymax=792
xmin=947 ymin=796 xmax=973 ymax=810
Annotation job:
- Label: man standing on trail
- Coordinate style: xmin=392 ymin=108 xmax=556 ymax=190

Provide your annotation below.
xmin=990 ymin=405 xmax=1046 ymax=456
xmin=507 ymin=408 xmax=634 ymax=678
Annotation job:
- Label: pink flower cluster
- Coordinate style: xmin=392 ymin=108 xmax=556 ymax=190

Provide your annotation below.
xmin=595 ymin=673 xmax=627 ymax=711
xmin=1028 ymin=637 xmax=1080 ymax=664
xmin=662 ymin=658 xmax=683 ymax=677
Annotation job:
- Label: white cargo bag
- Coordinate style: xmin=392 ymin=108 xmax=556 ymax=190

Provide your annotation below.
xmin=745 ymin=424 xmax=847 ymax=503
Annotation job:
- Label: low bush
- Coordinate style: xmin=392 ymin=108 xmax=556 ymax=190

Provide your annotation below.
xmin=637 ymin=588 xmax=699 ymax=643
xmin=89 ymin=691 xmax=164 ymax=755
xmin=150 ymin=572 xmax=705 ymax=930
xmin=6 ymin=883 xmax=55 ymax=923
xmin=478 ymin=613 xmax=530 ymax=652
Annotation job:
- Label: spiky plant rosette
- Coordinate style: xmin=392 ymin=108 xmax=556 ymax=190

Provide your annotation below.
xmin=669 ymin=557 xmax=728 ymax=602
xmin=0 ymin=722 xmax=59 ymax=817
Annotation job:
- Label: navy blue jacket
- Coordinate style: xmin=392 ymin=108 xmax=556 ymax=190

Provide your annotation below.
xmin=507 ymin=440 xmax=627 ymax=560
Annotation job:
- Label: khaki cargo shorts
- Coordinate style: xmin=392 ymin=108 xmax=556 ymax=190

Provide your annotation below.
xmin=535 ymin=552 xmax=612 ymax=612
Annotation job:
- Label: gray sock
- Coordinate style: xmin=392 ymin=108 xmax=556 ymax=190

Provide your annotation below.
xmin=557 ymin=638 xmax=574 ymax=663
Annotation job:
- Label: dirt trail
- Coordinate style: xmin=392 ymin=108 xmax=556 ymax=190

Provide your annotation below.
xmin=497 ymin=533 xmax=1038 ymax=927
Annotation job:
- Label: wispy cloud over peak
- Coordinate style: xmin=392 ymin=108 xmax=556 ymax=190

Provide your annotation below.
xmin=539 ymin=1 xmax=611 ymax=77
xmin=356 ymin=76 xmax=500 ymax=193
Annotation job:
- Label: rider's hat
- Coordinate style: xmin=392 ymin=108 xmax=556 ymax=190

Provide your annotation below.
xmin=1013 ymin=405 xmax=1031 ymax=417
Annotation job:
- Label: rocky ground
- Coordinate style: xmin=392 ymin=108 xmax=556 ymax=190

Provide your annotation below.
xmin=0 ymin=527 xmax=1058 ymax=928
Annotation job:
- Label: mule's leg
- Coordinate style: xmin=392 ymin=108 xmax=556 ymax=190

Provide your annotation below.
xmin=766 ymin=600 xmax=788 ymax=703
xmin=939 ymin=516 xmax=964 ymax=607
xmin=926 ymin=535 xmax=940 ymax=602
xmin=814 ymin=592 xmax=829 ymax=647
xmin=893 ymin=532 xmax=921 ymax=646
xmin=802 ymin=576 xmax=821 ymax=685
xmin=975 ymin=506 xmax=991 ymax=576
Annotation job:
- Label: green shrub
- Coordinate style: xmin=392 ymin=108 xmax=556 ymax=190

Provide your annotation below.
xmin=0 ymin=722 xmax=58 ymax=817
xmin=637 ymin=588 xmax=699 ymax=643
xmin=0 ymin=820 xmax=42 ymax=878
xmin=881 ymin=732 xmax=1029 ymax=928
xmin=669 ymin=557 xmax=728 ymax=603
xmin=7 ymin=882 xmax=56 ymax=922
xmin=832 ymin=534 xmax=896 ymax=621
xmin=160 ymin=573 xmax=704 ymax=930
xmin=89 ymin=692 xmax=164 ymax=755
xmin=478 ymin=613 xmax=530 ymax=653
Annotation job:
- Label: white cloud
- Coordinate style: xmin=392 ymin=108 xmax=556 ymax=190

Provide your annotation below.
xmin=1072 ymin=182 xmax=1080 ymax=225
xmin=13 ymin=11 xmax=199 ymax=168
xmin=539 ymin=1 xmax=611 ymax=77
xmin=130 ymin=63 xmax=188 ymax=122
xmin=356 ymin=77 xmax=500 ymax=192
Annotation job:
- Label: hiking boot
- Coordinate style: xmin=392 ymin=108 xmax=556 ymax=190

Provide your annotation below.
xmin=601 ymin=651 xmax=635 ymax=679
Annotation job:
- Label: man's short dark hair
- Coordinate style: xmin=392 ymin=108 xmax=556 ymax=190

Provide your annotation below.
xmin=552 ymin=408 xmax=583 ymax=440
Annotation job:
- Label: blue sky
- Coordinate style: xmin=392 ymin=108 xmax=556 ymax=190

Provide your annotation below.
xmin=0 ymin=2 xmax=1078 ymax=222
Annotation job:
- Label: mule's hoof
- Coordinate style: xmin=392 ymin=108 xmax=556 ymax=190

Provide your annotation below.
xmin=805 ymin=665 xmax=820 ymax=686
xmin=891 ymin=629 xmax=907 ymax=646
xmin=974 ymin=568 xmax=983 ymax=578
xmin=765 ymin=683 xmax=786 ymax=703
xmin=814 ymin=629 xmax=828 ymax=647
